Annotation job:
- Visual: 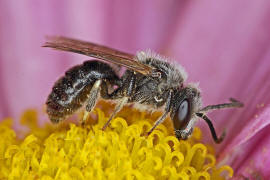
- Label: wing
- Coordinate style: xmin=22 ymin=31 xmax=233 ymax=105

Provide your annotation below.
xmin=43 ymin=36 xmax=154 ymax=75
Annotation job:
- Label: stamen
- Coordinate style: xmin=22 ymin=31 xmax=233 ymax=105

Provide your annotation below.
xmin=0 ymin=102 xmax=234 ymax=179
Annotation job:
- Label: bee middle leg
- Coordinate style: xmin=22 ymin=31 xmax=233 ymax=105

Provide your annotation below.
xmin=101 ymin=71 xmax=136 ymax=130
xmin=101 ymin=97 xmax=128 ymax=130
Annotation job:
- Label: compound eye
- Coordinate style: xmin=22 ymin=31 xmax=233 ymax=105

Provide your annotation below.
xmin=173 ymin=100 xmax=191 ymax=130
xmin=178 ymin=100 xmax=188 ymax=121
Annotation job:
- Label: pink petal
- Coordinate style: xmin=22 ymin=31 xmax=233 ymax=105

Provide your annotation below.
xmin=162 ymin=1 xmax=270 ymax=177
xmin=0 ymin=1 xmax=183 ymax=124
xmin=162 ymin=0 xmax=270 ymax=176
xmin=1 ymin=1 xmax=270 ymax=178
xmin=227 ymin=124 xmax=270 ymax=179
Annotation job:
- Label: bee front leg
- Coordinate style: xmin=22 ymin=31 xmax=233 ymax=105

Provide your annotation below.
xmin=147 ymin=90 xmax=173 ymax=135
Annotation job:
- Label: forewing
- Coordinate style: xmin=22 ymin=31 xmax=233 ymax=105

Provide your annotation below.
xmin=43 ymin=36 xmax=153 ymax=75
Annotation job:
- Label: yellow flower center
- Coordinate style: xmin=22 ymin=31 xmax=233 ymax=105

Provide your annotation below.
xmin=0 ymin=102 xmax=233 ymax=180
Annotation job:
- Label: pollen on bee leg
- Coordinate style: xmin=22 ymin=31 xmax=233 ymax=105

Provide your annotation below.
xmin=82 ymin=111 xmax=90 ymax=125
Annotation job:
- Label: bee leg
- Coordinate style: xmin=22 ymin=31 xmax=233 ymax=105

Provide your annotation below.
xmin=82 ymin=111 xmax=90 ymax=126
xmin=101 ymin=72 xmax=136 ymax=130
xmin=147 ymin=90 xmax=173 ymax=135
xmin=102 ymin=97 xmax=128 ymax=130
xmin=147 ymin=112 xmax=169 ymax=136
xmin=100 ymin=80 xmax=126 ymax=130
xmin=82 ymin=80 xmax=102 ymax=124
xmin=100 ymin=79 xmax=123 ymax=99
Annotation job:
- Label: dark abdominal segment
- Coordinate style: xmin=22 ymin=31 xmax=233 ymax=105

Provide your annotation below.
xmin=46 ymin=60 xmax=118 ymax=123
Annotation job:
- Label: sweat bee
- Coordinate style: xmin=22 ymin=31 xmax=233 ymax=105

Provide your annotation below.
xmin=44 ymin=36 xmax=243 ymax=143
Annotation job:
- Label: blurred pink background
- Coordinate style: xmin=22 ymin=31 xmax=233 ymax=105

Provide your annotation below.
xmin=1 ymin=1 xmax=270 ymax=178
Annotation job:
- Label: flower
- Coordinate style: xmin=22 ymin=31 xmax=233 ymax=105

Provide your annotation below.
xmin=0 ymin=102 xmax=233 ymax=179
xmin=0 ymin=1 xmax=270 ymax=178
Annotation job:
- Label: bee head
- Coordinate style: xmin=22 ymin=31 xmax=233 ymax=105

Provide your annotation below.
xmin=170 ymin=83 xmax=243 ymax=143
xmin=170 ymin=84 xmax=202 ymax=140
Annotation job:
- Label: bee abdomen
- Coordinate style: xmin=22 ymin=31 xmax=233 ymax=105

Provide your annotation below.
xmin=46 ymin=60 xmax=118 ymax=123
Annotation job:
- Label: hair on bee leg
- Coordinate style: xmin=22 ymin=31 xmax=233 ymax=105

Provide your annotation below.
xmin=81 ymin=111 xmax=90 ymax=127
xmin=79 ymin=80 xmax=103 ymax=126
xmin=85 ymin=80 xmax=102 ymax=112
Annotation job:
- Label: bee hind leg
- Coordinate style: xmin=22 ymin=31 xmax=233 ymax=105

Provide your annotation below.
xmin=82 ymin=80 xmax=102 ymax=124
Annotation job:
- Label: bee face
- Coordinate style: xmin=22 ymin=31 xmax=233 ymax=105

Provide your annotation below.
xmin=170 ymin=85 xmax=202 ymax=140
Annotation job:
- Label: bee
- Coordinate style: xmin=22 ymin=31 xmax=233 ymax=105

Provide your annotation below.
xmin=44 ymin=36 xmax=243 ymax=143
